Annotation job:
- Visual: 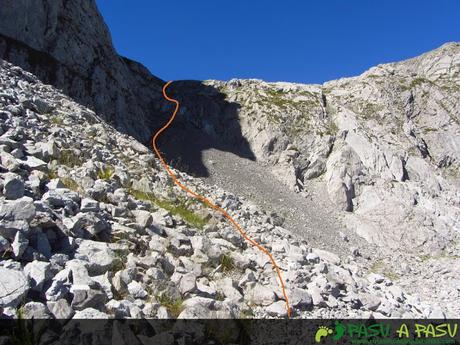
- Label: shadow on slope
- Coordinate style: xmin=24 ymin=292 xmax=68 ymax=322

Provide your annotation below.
xmin=154 ymin=80 xmax=256 ymax=178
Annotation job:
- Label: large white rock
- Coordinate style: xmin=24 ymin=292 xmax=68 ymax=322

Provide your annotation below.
xmin=24 ymin=260 xmax=52 ymax=292
xmin=74 ymin=239 xmax=119 ymax=275
xmin=0 ymin=267 xmax=29 ymax=307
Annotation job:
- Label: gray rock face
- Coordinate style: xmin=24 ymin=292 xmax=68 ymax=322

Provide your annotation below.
xmin=24 ymin=260 xmax=52 ymax=292
xmin=2 ymin=173 xmax=24 ymax=200
xmin=0 ymin=197 xmax=36 ymax=223
xmin=0 ymin=267 xmax=29 ymax=308
xmin=74 ymin=240 xmax=119 ymax=275
xmin=0 ymin=0 xmax=165 ymax=144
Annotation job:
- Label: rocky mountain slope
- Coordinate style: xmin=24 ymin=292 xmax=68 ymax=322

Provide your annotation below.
xmin=189 ymin=43 xmax=460 ymax=255
xmin=0 ymin=0 xmax=458 ymax=320
xmin=0 ymin=60 xmax=435 ymax=320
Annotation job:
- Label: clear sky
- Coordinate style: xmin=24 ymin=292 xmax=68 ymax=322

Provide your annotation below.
xmin=96 ymin=0 xmax=460 ymax=84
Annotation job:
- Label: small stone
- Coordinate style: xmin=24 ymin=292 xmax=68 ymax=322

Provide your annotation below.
xmin=179 ymin=273 xmax=197 ymax=295
xmin=306 ymin=253 xmax=320 ymax=263
xmin=80 ymin=198 xmax=100 ymax=212
xmin=12 ymin=230 xmax=28 ymax=258
xmin=217 ymin=277 xmax=243 ymax=302
xmin=21 ymin=156 xmax=47 ymax=170
xmin=388 ymin=285 xmax=405 ymax=302
xmin=368 ymin=273 xmax=385 ymax=284
xmin=46 ymin=179 xmax=65 ymax=190
xmin=24 ymin=260 xmax=52 ymax=292
xmin=47 ymin=299 xmax=75 ymax=319
xmin=73 ymin=308 xmax=109 ymax=319
xmin=0 ymin=235 xmax=10 ymax=252
xmin=156 ymin=306 xmax=170 ymax=319
xmin=127 ymin=281 xmax=148 ymax=299
xmin=177 ymin=305 xmax=213 ymax=318
xmin=360 ymin=293 xmax=381 ymax=311
xmin=71 ymin=288 xmax=107 ymax=311
xmin=22 ymin=302 xmax=52 ymax=319
xmin=244 ymin=284 xmax=276 ymax=306
xmin=105 ymin=299 xmax=131 ymax=318
xmin=312 ymin=249 xmax=341 ymax=265
xmin=290 ymin=288 xmax=313 ymax=310
xmin=132 ymin=210 xmax=153 ymax=228
xmin=0 ymin=197 xmax=36 ymax=223
xmin=266 ymin=300 xmax=288 ymax=317
xmin=308 ymin=285 xmax=326 ymax=307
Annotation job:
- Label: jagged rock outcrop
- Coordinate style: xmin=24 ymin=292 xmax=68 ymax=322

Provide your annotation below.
xmin=0 ymin=0 xmax=165 ymax=143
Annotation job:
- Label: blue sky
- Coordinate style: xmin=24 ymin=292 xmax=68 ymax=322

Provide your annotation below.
xmin=96 ymin=0 xmax=459 ymax=84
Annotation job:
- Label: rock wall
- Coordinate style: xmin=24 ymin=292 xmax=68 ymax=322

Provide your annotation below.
xmin=0 ymin=0 xmax=165 ymax=143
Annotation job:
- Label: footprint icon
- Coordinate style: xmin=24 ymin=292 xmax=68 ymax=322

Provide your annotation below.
xmin=315 ymin=326 xmax=333 ymax=343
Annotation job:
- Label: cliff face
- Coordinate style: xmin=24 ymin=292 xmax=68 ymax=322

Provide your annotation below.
xmin=0 ymin=0 xmax=165 ymax=142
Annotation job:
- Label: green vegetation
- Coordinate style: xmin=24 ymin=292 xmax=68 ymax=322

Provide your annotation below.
xmin=110 ymin=252 xmax=126 ymax=273
xmin=128 ymin=189 xmax=208 ymax=229
xmin=410 ymin=77 xmax=428 ymax=88
xmin=324 ymin=120 xmax=339 ymax=136
xmin=61 ymin=177 xmax=80 ymax=192
xmin=219 ymin=253 xmax=235 ymax=273
xmin=418 ymin=252 xmax=460 ymax=262
xmin=156 ymin=294 xmax=184 ymax=318
xmin=285 ymin=114 xmax=310 ymax=138
xmin=239 ymin=308 xmax=255 ymax=319
xmin=215 ymin=291 xmax=225 ymax=301
xmin=59 ymin=150 xmax=84 ymax=167
xmin=97 ymin=166 xmax=114 ymax=180
xmin=46 ymin=169 xmax=59 ymax=180
xmin=370 ymin=259 xmax=399 ymax=281
xmin=358 ymin=102 xmax=384 ymax=120
xmin=49 ymin=115 xmax=64 ymax=125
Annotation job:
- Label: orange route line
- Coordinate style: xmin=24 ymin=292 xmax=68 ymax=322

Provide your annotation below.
xmin=152 ymin=81 xmax=292 ymax=318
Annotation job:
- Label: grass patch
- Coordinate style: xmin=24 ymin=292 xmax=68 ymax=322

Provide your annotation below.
xmin=383 ymin=270 xmax=399 ymax=281
xmin=157 ymin=295 xmax=184 ymax=318
xmin=128 ymin=189 xmax=208 ymax=229
xmin=50 ymin=115 xmax=64 ymax=125
xmin=46 ymin=169 xmax=59 ymax=180
xmin=97 ymin=166 xmax=114 ymax=180
xmin=219 ymin=253 xmax=234 ymax=273
xmin=59 ymin=150 xmax=84 ymax=167
xmin=370 ymin=259 xmax=399 ymax=281
xmin=240 ymin=308 xmax=255 ymax=319
xmin=215 ymin=291 xmax=225 ymax=301
xmin=370 ymin=259 xmax=384 ymax=273
xmin=324 ymin=120 xmax=339 ymax=136
xmin=60 ymin=177 xmax=80 ymax=192
xmin=419 ymin=254 xmax=431 ymax=262
xmin=410 ymin=77 xmax=427 ymax=88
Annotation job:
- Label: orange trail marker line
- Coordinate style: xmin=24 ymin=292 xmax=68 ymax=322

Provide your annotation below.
xmin=152 ymin=81 xmax=292 ymax=318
